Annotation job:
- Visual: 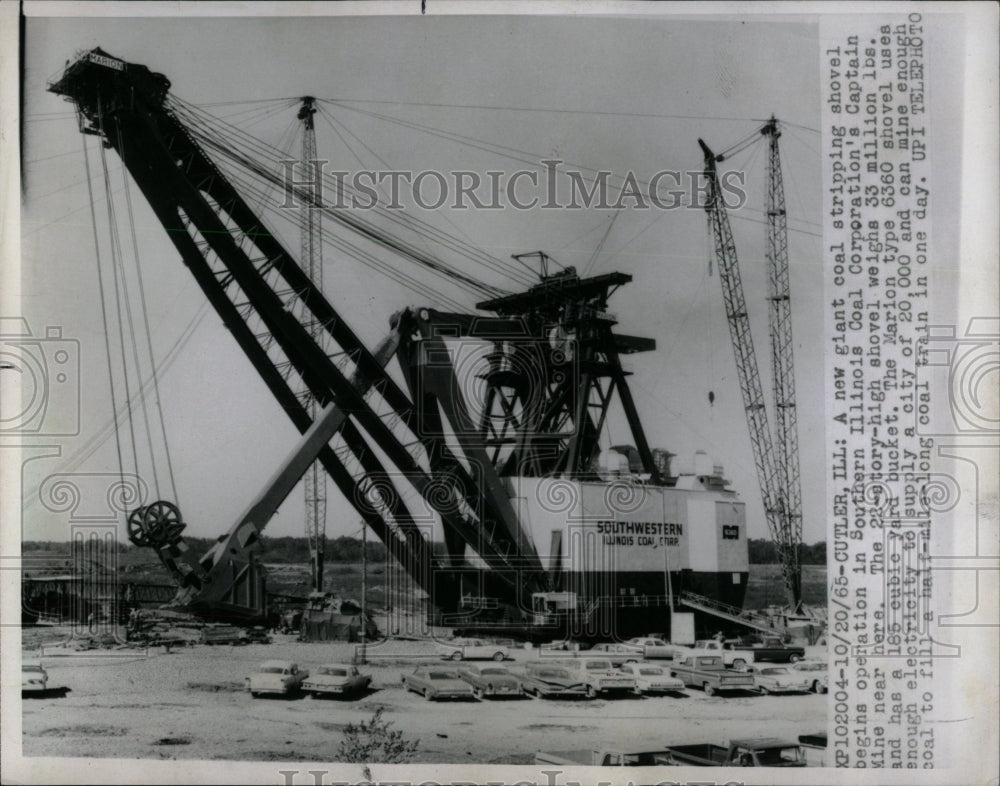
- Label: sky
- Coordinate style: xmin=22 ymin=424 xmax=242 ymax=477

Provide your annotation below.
xmin=18 ymin=12 xmax=824 ymax=546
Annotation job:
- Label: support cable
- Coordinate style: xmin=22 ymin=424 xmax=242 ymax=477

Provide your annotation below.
xmin=81 ymin=129 xmax=127 ymax=491
xmin=96 ymin=106 xmax=141 ymax=484
xmin=117 ymin=125 xmax=181 ymax=505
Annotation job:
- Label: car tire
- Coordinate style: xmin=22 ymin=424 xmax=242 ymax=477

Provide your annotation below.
xmin=586 ymin=685 xmax=597 ymax=698
xmin=760 ymin=685 xmax=771 ymax=695
xmin=789 ymin=654 xmax=802 ymax=663
xmin=250 ymin=691 xmax=259 ymax=698
xmin=703 ymin=683 xmax=715 ymax=697
xmin=450 ymin=651 xmax=463 ymax=661
xmin=492 ymin=651 xmax=505 ymax=662
xmin=473 ymin=686 xmax=484 ymax=699
xmin=733 ymin=658 xmax=746 ymax=669
xmin=815 ymin=681 xmax=827 ymax=694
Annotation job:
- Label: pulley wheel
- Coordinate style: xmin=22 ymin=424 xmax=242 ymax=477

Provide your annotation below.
xmin=127 ymin=506 xmax=152 ymax=546
xmin=126 ymin=500 xmax=185 ymax=547
xmin=143 ymin=500 xmax=185 ymax=544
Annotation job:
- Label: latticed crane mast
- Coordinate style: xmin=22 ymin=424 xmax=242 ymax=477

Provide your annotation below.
xmin=762 ymin=117 xmax=803 ymax=610
xmin=700 ymin=121 xmax=803 ymax=611
xmin=297 ymin=96 xmax=327 ymax=594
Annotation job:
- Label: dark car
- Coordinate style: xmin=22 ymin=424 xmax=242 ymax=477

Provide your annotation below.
xmin=517 ymin=661 xmax=589 ymax=698
xmin=457 ymin=664 xmax=523 ymax=699
xmin=401 ymin=667 xmax=476 ymax=701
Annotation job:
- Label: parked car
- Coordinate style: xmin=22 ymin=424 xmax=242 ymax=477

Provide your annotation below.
xmin=302 ymin=663 xmax=371 ymax=697
xmin=694 ymin=637 xmax=805 ymax=667
xmin=622 ymin=637 xmax=685 ymax=660
xmin=437 ymin=637 xmax=509 ymax=662
xmin=560 ymin=658 xmax=636 ymax=698
xmin=457 ymin=663 xmax=523 ymax=699
xmin=22 ymin=662 xmax=48 ymax=693
xmin=791 ymin=660 xmax=828 ymax=693
xmin=401 ymin=667 xmax=476 ymax=700
xmin=247 ymin=660 xmax=308 ymax=697
xmin=518 ymin=661 xmax=589 ymax=698
xmin=668 ymin=655 xmax=755 ymax=695
xmin=798 ymin=732 xmax=828 ymax=766
xmin=536 ymin=748 xmax=674 ymax=766
xmin=618 ymin=662 xmax=686 ymax=695
xmin=663 ymin=738 xmax=807 ymax=767
xmin=745 ymin=664 xmax=813 ymax=695
xmin=587 ymin=642 xmax=637 ymax=666
xmin=244 ymin=626 xmax=273 ymax=644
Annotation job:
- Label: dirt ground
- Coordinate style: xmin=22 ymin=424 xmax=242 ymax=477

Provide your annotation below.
xmin=21 ymin=629 xmax=825 ymax=765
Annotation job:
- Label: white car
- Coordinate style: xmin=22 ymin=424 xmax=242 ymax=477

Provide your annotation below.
xmin=560 ymin=658 xmax=636 ymax=698
xmin=438 ymin=638 xmax=509 ymax=661
xmin=247 ymin=660 xmax=309 ymax=697
xmin=302 ymin=664 xmax=371 ymax=697
xmin=791 ymin=660 xmax=828 ymax=694
xmin=746 ymin=664 xmax=812 ymax=695
xmin=618 ymin=662 xmax=686 ymax=695
xmin=623 ymin=637 xmax=686 ymax=660
xmin=22 ymin=662 xmax=48 ymax=693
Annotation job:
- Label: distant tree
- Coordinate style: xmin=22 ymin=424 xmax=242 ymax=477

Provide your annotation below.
xmin=748 ymin=538 xmax=826 ymax=565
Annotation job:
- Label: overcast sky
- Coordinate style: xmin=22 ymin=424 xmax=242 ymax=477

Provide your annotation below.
xmin=19 ymin=12 xmax=823 ymax=545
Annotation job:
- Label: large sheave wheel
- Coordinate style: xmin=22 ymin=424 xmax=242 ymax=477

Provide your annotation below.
xmin=127 ymin=500 xmax=185 ymax=547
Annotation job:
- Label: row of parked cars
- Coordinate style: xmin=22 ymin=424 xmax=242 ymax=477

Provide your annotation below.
xmin=246 ymin=654 xmax=828 ymax=701
xmin=247 ymin=661 xmax=370 ymax=698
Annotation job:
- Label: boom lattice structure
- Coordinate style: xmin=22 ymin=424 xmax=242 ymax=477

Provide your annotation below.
xmin=700 ymin=123 xmax=803 ymax=610
xmin=297 ymin=96 xmax=328 ymax=594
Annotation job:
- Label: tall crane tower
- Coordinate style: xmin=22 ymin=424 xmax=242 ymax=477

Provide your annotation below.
xmin=297 ymin=96 xmax=327 ymax=594
xmin=762 ymin=117 xmax=803 ymax=610
xmin=700 ymin=118 xmax=803 ymax=611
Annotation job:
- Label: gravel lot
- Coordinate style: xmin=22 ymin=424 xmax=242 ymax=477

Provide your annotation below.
xmin=22 ymin=632 xmax=825 ymax=764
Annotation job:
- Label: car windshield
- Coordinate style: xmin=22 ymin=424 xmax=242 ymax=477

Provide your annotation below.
xmin=23 ymin=665 xmax=44 ymax=672
xmin=585 ymin=661 xmax=612 ymax=670
xmin=259 ymin=667 xmax=288 ymax=674
xmin=537 ymin=669 xmax=567 ymax=678
xmin=798 ymin=662 xmax=826 ymax=671
xmin=320 ymin=668 xmax=348 ymax=676
xmin=428 ymin=672 xmax=455 ymax=680
xmin=762 ymin=667 xmax=790 ymax=675
xmin=639 ymin=667 xmax=664 ymax=676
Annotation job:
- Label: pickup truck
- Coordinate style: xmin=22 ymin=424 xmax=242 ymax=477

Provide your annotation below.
xmin=668 ymin=655 xmax=755 ymax=695
xmin=663 ymin=738 xmax=807 ymax=767
xmin=693 ymin=638 xmax=805 ymax=668
xmin=535 ymin=748 xmax=673 ymax=766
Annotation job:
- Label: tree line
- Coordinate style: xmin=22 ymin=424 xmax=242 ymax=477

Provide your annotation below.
xmin=747 ymin=538 xmax=826 ymax=565
xmin=24 ymin=536 xmax=827 ymax=565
